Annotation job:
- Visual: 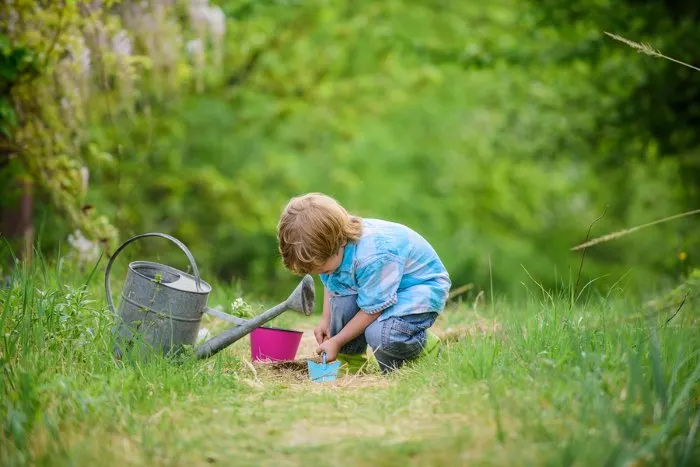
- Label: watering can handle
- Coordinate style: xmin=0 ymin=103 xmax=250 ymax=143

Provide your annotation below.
xmin=104 ymin=233 xmax=202 ymax=316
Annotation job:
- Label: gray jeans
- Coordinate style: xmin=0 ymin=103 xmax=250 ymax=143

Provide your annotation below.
xmin=330 ymin=295 xmax=437 ymax=373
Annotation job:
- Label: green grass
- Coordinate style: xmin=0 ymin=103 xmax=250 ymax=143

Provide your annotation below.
xmin=1 ymin=257 xmax=698 ymax=466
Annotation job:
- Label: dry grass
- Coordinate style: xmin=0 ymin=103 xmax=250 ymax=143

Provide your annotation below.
xmin=437 ymin=316 xmax=503 ymax=342
xmin=605 ymin=32 xmax=700 ymax=72
xmin=571 ymin=208 xmax=700 ymax=251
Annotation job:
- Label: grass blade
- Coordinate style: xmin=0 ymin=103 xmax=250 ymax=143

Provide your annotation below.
xmin=667 ymin=349 xmax=700 ymax=409
xmin=681 ymin=411 xmax=700 ymax=467
xmin=667 ymin=361 xmax=700 ymax=421
xmin=487 ymin=378 xmax=506 ymax=444
xmin=521 ymin=265 xmax=553 ymax=303
xmin=83 ymin=249 xmax=104 ymax=289
xmin=646 ymin=320 xmax=667 ymax=410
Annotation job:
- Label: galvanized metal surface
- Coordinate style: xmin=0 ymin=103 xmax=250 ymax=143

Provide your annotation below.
xmin=105 ymin=233 xmax=314 ymax=360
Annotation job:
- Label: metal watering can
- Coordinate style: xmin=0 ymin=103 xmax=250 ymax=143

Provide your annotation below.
xmin=105 ymin=233 xmax=315 ymax=360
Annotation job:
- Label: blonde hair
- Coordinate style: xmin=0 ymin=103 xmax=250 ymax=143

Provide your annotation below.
xmin=277 ymin=193 xmax=362 ymax=274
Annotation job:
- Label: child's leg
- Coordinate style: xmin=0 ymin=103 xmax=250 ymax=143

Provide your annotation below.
xmin=364 ymin=312 xmax=438 ymax=373
xmin=329 ymin=294 xmax=368 ymax=356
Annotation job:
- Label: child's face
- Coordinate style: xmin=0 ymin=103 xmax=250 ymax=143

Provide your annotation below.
xmin=311 ymin=244 xmax=345 ymax=275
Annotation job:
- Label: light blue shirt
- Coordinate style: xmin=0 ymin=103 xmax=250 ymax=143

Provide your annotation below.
xmin=319 ymin=219 xmax=451 ymax=321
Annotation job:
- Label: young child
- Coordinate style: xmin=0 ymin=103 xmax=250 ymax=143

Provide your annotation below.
xmin=277 ymin=193 xmax=451 ymax=373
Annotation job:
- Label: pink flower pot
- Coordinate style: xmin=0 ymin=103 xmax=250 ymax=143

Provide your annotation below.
xmin=250 ymin=326 xmax=303 ymax=362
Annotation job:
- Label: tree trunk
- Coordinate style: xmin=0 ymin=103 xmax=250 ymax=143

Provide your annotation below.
xmin=0 ymin=179 xmax=33 ymax=263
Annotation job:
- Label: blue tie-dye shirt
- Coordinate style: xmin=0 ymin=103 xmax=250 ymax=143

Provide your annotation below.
xmin=319 ymin=219 xmax=451 ymax=322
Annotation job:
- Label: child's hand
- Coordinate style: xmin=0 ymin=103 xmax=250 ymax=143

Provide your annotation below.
xmin=316 ymin=338 xmax=341 ymax=362
xmin=313 ymin=319 xmax=330 ymax=345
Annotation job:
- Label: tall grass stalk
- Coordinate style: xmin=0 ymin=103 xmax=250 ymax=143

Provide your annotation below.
xmin=571 ymin=208 xmax=700 ymax=251
xmin=605 ymin=32 xmax=700 ymax=72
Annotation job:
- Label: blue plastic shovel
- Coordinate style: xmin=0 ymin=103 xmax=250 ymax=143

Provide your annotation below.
xmin=308 ymin=352 xmax=340 ymax=382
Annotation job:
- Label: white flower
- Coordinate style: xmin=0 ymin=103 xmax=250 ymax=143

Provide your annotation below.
xmin=189 ymin=1 xmax=226 ymax=39
xmin=186 ymin=38 xmax=204 ymax=57
xmin=189 ymin=1 xmax=209 ymax=31
xmin=189 ymin=0 xmax=209 ymax=9
xmin=67 ymin=230 xmax=100 ymax=264
xmin=198 ymin=327 xmax=210 ymax=341
xmin=112 ymin=30 xmax=132 ymax=57
xmin=205 ymin=6 xmax=226 ymax=38
xmin=79 ymin=47 xmax=91 ymax=75
xmin=80 ymin=166 xmax=89 ymax=190
xmin=7 ymin=7 xmax=19 ymax=35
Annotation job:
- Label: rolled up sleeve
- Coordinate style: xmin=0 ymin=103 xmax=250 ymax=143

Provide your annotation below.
xmin=355 ymin=254 xmax=404 ymax=314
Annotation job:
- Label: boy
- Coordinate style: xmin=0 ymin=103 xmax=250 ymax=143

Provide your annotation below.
xmin=277 ymin=193 xmax=451 ymax=373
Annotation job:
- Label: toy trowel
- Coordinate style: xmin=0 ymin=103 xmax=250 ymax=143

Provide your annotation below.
xmin=308 ymin=352 xmax=340 ymax=382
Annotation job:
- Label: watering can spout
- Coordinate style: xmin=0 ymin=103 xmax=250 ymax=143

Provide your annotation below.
xmin=194 ymin=275 xmax=315 ymax=360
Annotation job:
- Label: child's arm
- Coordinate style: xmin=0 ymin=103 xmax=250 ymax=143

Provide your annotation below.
xmin=316 ymin=310 xmax=379 ymax=361
xmin=316 ymin=254 xmax=400 ymax=361
xmin=322 ymin=287 xmax=331 ymax=321
xmin=313 ymin=287 xmax=332 ymax=344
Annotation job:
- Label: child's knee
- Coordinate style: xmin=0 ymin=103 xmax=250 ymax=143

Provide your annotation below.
xmin=367 ymin=313 xmax=437 ymax=359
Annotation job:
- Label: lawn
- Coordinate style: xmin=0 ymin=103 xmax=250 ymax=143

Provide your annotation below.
xmin=1 ymin=261 xmax=698 ymax=466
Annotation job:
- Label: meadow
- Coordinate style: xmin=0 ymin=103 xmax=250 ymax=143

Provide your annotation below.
xmin=2 ymin=1 xmax=700 ymax=465
xmin=1 ymin=255 xmax=698 ymax=466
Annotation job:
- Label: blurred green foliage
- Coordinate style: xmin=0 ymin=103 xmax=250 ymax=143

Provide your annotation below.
xmin=2 ymin=0 xmax=699 ymax=298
